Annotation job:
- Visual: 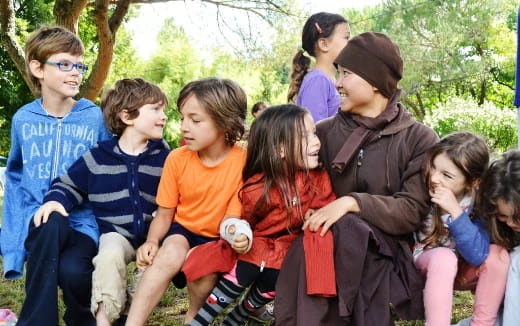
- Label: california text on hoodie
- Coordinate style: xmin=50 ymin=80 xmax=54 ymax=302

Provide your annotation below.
xmin=1 ymin=98 xmax=112 ymax=279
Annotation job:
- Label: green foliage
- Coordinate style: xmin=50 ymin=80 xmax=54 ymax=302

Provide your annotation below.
xmin=424 ymin=97 xmax=518 ymax=153
xmin=344 ymin=0 xmax=517 ymax=120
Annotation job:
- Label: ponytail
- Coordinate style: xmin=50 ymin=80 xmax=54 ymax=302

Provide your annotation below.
xmin=287 ymin=51 xmax=311 ymax=103
xmin=287 ymin=12 xmax=347 ymax=103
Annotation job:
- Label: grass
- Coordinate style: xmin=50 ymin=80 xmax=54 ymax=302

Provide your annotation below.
xmin=0 ymin=257 xmax=475 ymax=325
xmin=0 ymin=193 xmax=474 ymax=325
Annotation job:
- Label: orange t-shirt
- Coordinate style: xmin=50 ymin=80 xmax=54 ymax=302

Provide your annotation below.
xmin=156 ymin=145 xmax=246 ymax=237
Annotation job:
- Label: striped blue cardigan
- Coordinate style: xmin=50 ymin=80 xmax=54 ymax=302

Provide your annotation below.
xmin=44 ymin=138 xmax=170 ymax=248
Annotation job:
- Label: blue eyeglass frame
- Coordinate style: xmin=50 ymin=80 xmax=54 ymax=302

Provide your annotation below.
xmin=44 ymin=60 xmax=89 ymax=74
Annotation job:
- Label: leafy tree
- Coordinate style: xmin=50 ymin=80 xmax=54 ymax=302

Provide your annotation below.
xmin=0 ymin=0 xmax=293 ymax=101
xmin=344 ymin=0 xmax=517 ymax=121
xmin=140 ymin=18 xmax=204 ymax=147
xmin=424 ymin=96 xmax=517 ymax=153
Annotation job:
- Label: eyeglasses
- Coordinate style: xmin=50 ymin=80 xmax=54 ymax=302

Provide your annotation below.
xmin=44 ymin=60 xmax=89 ymax=74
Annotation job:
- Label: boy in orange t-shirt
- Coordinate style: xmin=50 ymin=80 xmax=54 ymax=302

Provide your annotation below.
xmin=126 ymin=77 xmax=249 ymax=325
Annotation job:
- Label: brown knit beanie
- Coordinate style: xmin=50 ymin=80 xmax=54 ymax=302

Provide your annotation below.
xmin=334 ymin=32 xmax=403 ymax=98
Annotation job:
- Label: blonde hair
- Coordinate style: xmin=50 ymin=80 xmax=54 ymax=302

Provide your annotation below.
xmin=25 ymin=25 xmax=85 ymax=92
xmin=177 ymin=77 xmax=247 ymax=146
xmin=101 ymin=78 xmax=168 ymax=137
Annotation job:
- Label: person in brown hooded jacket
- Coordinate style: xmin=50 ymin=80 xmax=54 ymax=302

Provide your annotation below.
xmin=274 ymin=32 xmax=439 ymax=325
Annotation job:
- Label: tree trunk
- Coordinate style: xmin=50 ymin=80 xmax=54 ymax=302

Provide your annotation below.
xmin=80 ymin=0 xmax=130 ymax=100
xmin=53 ymin=0 xmax=88 ymax=33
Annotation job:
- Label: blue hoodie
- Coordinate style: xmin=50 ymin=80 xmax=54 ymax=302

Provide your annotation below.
xmin=1 ymin=98 xmax=113 ymax=279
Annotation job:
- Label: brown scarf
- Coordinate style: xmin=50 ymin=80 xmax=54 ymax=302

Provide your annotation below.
xmin=331 ymin=92 xmax=401 ymax=173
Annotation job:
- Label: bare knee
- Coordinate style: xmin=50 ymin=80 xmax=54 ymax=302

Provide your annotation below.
xmin=152 ymin=236 xmax=189 ymax=271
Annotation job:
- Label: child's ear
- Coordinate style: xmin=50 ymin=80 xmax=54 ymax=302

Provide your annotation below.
xmin=469 ymin=178 xmax=481 ymax=190
xmin=468 ymin=178 xmax=481 ymax=190
xmin=120 ymin=110 xmax=133 ymax=126
xmin=317 ymin=37 xmax=329 ymax=53
xmin=29 ymin=60 xmax=44 ymax=79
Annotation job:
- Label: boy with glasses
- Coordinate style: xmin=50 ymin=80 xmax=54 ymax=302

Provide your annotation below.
xmin=1 ymin=25 xmax=112 ymax=325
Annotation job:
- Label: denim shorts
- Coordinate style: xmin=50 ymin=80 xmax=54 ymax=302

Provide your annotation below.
xmin=165 ymin=222 xmax=219 ymax=249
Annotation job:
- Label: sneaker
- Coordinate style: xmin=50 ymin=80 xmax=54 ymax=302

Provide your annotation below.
xmin=0 ymin=309 xmax=17 ymax=326
xmin=247 ymin=302 xmax=274 ymax=325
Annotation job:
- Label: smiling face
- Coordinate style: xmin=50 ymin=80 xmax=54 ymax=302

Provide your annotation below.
xmin=429 ymin=151 xmax=470 ymax=201
xmin=336 ymin=65 xmax=379 ymax=116
xmin=30 ymin=52 xmax=84 ymax=100
xmin=299 ymin=113 xmax=321 ymax=169
xmin=128 ymin=102 xmax=167 ymax=141
xmin=180 ymin=94 xmax=225 ymax=154
xmin=496 ymin=198 xmax=520 ymax=233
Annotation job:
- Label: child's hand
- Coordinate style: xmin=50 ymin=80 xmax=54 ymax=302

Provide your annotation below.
xmin=232 ymin=234 xmax=250 ymax=254
xmin=303 ymin=196 xmax=359 ymax=236
xmin=430 ymin=185 xmax=463 ymax=219
xmin=220 ymin=217 xmax=253 ymax=253
xmin=136 ymin=241 xmax=159 ymax=268
xmin=33 ymin=201 xmax=68 ymax=227
xmin=304 ymin=209 xmax=316 ymax=221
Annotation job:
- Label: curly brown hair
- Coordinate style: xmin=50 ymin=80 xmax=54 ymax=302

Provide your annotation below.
xmin=101 ymin=78 xmax=168 ymax=137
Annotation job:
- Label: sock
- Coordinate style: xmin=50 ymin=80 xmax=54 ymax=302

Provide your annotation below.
xmin=188 ymin=278 xmax=244 ymax=326
xmin=222 ymin=285 xmax=272 ymax=325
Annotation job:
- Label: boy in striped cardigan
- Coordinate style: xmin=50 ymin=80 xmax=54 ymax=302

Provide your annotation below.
xmin=32 ymin=78 xmax=170 ymax=326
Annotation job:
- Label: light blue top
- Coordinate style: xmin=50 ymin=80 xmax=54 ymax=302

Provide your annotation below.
xmin=296 ymin=69 xmax=341 ymax=122
xmin=1 ymin=98 xmax=112 ymax=279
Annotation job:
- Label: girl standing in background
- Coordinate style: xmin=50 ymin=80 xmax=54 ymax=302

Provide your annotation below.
xmin=287 ymin=12 xmax=350 ymax=122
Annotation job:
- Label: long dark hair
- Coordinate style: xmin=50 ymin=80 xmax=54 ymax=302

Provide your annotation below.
xmin=477 ymin=150 xmax=520 ymax=251
xmin=421 ymin=132 xmax=489 ymax=247
xmin=287 ymin=12 xmax=347 ymax=103
xmin=241 ymin=104 xmax=311 ymax=228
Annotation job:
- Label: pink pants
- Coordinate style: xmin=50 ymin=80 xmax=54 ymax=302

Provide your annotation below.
xmin=415 ymin=245 xmax=509 ymax=326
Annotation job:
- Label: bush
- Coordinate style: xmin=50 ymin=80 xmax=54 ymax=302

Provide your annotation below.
xmin=424 ymin=97 xmax=518 ymax=153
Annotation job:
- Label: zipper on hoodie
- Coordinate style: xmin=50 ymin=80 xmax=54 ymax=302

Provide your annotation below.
xmin=50 ymin=118 xmax=63 ymax=181
xmin=355 ymin=148 xmax=364 ymax=186
xmin=129 ymin=158 xmax=144 ymax=241
xmin=357 ymin=149 xmax=364 ymax=167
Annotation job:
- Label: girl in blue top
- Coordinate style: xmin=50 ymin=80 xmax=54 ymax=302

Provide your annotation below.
xmin=413 ymin=132 xmax=509 ymax=326
xmin=287 ymin=12 xmax=350 ymax=122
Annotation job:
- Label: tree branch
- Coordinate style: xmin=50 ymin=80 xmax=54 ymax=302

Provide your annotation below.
xmin=0 ymin=0 xmax=38 ymax=95
xmin=81 ymin=0 xmax=115 ymax=99
xmin=109 ymin=0 xmax=132 ymax=33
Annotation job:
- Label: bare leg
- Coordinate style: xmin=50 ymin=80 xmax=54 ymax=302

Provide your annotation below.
xmin=184 ymin=273 xmax=219 ymax=323
xmin=96 ymin=303 xmax=111 ymax=326
xmin=126 ymin=235 xmax=189 ymax=326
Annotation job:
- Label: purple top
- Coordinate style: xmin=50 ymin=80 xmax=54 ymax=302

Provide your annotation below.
xmin=296 ymin=69 xmax=341 ymax=122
